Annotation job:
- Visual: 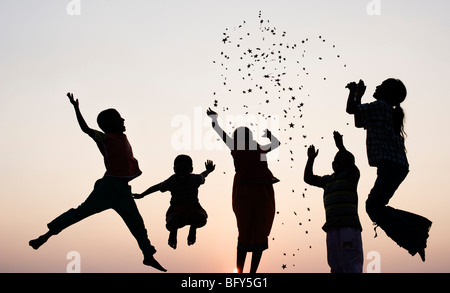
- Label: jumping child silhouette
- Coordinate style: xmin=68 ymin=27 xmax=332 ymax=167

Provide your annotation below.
xmin=207 ymin=107 xmax=280 ymax=273
xmin=133 ymin=155 xmax=215 ymax=249
xmin=346 ymin=79 xmax=431 ymax=261
xmin=29 ymin=93 xmax=166 ymax=272
xmin=304 ymin=131 xmax=363 ymax=273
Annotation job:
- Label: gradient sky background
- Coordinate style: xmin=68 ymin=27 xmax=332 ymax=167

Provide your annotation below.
xmin=1 ymin=0 xmax=450 ymax=273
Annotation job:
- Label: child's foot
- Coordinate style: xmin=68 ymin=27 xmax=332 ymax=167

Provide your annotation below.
xmin=29 ymin=234 xmax=51 ymax=250
xmin=418 ymin=248 xmax=426 ymax=262
xmin=168 ymin=230 xmax=177 ymax=249
xmin=187 ymin=227 xmax=197 ymax=246
xmin=143 ymin=255 xmax=167 ymax=272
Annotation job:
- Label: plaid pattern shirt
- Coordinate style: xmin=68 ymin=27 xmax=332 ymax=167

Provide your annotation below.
xmin=357 ymin=100 xmax=409 ymax=168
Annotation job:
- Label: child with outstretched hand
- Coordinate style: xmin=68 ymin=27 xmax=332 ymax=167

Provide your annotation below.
xmin=134 ymin=156 xmax=215 ymax=250
xmin=29 ymin=93 xmax=166 ymax=272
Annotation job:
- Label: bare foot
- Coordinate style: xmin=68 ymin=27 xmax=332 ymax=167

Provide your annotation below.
xmin=143 ymin=255 xmax=167 ymax=272
xmin=168 ymin=230 xmax=177 ymax=249
xmin=187 ymin=227 xmax=197 ymax=246
xmin=29 ymin=232 xmax=53 ymax=250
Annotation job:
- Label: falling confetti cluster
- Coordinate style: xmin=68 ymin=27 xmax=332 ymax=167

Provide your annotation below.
xmin=212 ymin=11 xmax=349 ymax=271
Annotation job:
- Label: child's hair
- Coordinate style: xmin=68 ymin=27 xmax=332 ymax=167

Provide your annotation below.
xmin=174 ymin=154 xmax=193 ymax=175
xmin=233 ymin=127 xmax=257 ymax=150
xmin=334 ymin=150 xmax=355 ymax=172
xmin=383 ymin=78 xmax=407 ymax=144
xmin=97 ymin=108 xmax=120 ymax=133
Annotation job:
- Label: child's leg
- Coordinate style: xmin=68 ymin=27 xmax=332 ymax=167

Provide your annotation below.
xmin=326 ymin=228 xmax=363 ymax=273
xmin=236 ymin=248 xmax=247 ymax=273
xmin=365 ymin=163 xmax=408 ymax=223
xmin=186 ymin=211 xmax=207 ymax=246
xmin=166 ymin=215 xmax=183 ymax=249
xmin=30 ymin=179 xmax=110 ymax=249
xmin=187 ymin=226 xmax=196 ymax=246
xmin=250 ymin=250 xmax=263 ymax=273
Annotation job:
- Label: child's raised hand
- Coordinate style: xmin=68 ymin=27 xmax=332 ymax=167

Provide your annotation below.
xmin=355 ymin=79 xmax=366 ymax=99
xmin=346 ymin=82 xmax=357 ymax=92
xmin=333 ymin=131 xmax=344 ymax=149
xmin=307 ymin=145 xmax=319 ymax=159
xmin=205 ymin=160 xmax=216 ymax=172
xmin=67 ymin=92 xmax=79 ymax=107
xmin=206 ymin=107 xmax=218 ymax=118
xmin=262 ymin=129 xmax=272 ymax=138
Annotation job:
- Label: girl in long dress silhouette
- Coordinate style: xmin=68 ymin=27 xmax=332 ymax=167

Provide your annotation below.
xmin=207 ymin=108 xmax=280 ymax=273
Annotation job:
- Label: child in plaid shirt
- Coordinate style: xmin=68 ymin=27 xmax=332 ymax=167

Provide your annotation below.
xmin=346 ymin=79 xmax=431 ymax=261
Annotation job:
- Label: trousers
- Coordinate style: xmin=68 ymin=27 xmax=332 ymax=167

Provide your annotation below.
xmin=47 ymin=176 xmax=156 ymax=257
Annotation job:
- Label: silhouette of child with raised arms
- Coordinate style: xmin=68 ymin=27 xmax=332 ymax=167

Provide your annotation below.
xmin=133 ymin=155 xmax=215 ymax=249
xmin=207 ymin=107 xmax=280 ymax=273
xmin=304 ymin=131 xmax=363 ymax=273
xmin=29 ymin=93 xmax=166 ymax=272
xmin=346 ymin=79 xmax=432 ymax=261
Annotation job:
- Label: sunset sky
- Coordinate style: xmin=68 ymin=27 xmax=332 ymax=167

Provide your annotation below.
xmin=1 ymin=0 xmax=450 ymax=273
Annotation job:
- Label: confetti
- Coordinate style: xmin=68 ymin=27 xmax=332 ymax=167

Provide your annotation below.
xmin=212 ymin=11 xmax=349 ymax=271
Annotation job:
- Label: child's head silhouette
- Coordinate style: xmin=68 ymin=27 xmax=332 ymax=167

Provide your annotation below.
xmin=174 ymin=154 xmax=193 ymax=176
xmin=373 ymin=78 xmax=407 ymax=106
xmin=332 ymin=150 xmax=355 ymax=173
xmin=97 ymin=109 xmax=125 ymax=134
xmin=233 ymin=127 xmax=257 ymax=150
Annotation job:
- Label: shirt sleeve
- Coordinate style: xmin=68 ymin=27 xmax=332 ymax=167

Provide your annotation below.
xmin=196 ymin=174 xmax=206 ymax=187
xmin=357 ymin=100 xmax=389 ymax=129
xmin=93 ymin=130 xmax=106 ymax=142
xmin=159 ymin=176 xmax=174 ymax=192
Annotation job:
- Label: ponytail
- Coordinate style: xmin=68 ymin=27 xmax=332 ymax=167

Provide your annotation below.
xmin=393 ymin=105 xmax=407 ymax=151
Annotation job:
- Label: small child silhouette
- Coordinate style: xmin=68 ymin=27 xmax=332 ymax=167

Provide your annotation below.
xmin=304 ymin=131 xmax=363 ymax=273
xmin=133 ymin=155 xmax=215 ymax=249
xmin=29 ymin=93 xmax=166 ymax=272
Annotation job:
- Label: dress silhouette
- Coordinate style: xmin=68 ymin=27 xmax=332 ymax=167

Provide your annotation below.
xmin=207 ymin=108 xmax=280 ymax=273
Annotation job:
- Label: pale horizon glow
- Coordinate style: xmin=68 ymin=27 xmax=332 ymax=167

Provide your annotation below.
xmin=1 ymin=1 xmax=450 ymax=273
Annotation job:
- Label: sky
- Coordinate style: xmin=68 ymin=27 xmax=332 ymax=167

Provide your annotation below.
xmin=1 ymin=0 xmax=450 ymax=273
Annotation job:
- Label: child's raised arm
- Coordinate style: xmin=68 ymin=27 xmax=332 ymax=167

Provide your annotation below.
xmin=67 ymin=92 xmax=95 ymax=138
xmin=333 ymin=131 xmax=346 ymax=152
xmin=206 ymin=108 xmax=234 ymax=149
xmin=201 ymin=160 xmax=216 ymax=178
xmin=260 ymin=129 xmax=281 ymax=152
xmin=345 ymin=81 xmax=365 ymax=128
xmin=304 ymin=145 xmax=320 ymax=186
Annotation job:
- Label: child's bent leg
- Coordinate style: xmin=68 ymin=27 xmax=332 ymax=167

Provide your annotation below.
xmin=187 ymin=212 xmax=207 ymax=229
xmin=30 ymin=184 xmax=108 ymax=250
xmin=114 ymin=200 xmax=166 ymax=271
xmin=114 ymin=198 xmax=157 ymax=257
xmin=365 ymin=164 xmax=408 ymax=223
xmin=166 ymin=216 xmax=183 ymax=249
xmin=186 ymin=211 xmax=207 ymax=246
xmin=187 ymin=226 xmax=197 ymax=246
